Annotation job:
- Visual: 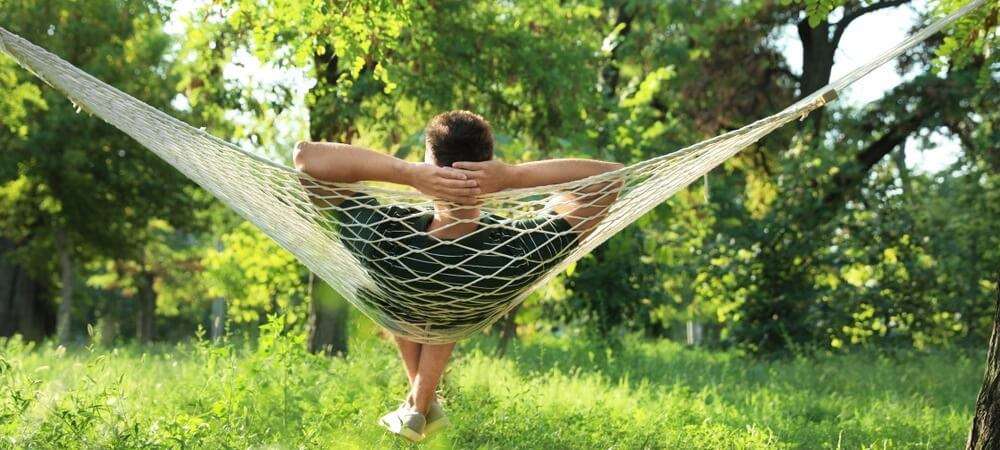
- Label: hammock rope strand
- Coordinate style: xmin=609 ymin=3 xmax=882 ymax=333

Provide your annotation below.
xmin=0 ymin=0 xmax=984 ymax=343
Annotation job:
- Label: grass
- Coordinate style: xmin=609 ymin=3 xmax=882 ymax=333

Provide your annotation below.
xmin=0 ymin=323 xmax=985 ymax=449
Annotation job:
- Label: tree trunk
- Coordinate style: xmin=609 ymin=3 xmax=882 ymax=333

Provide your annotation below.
xmin=967 ymin=272 xmax=1000 ymax=450
xmin=892 ymin=143 xmax=911 ymax=194
xmin=135 ymin=270 xmax=156 ymax=344
xmin=55 ymin=229 xmax=74 ymax=345
xmin=686 ymin=320 xmax=704 ymax=346
xmin=0 ymin=238 xmax=54 ymax=340
xmin=306 ymin=274 xmax=349 ymax=356
xmin=494 ymin=304 xmax=521 ymax=358
xmin=97 ymin=314 xmax=117 ymax=347
xmin=796 ymin=0 xmax=912 ymax=133
xmin=304 ymin=51 xmax=359 ymax=355
xmin=210 ymin=297 xmax=226 ymax=342
xmin=797 ymin=20 xmax=836 ymax=98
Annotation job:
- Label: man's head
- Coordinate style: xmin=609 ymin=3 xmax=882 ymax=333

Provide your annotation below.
xmin=424 ymin=110 xmax=494 ymax=167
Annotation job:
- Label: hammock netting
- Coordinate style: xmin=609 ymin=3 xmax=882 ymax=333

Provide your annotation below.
xmin=0 ymin=0 xmax=983 ymax=343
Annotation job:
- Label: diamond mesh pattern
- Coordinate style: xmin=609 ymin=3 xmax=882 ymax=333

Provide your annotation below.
xmin=0 ymin=1 xmax=981 ymax=342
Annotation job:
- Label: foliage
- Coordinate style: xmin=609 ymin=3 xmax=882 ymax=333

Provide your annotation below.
xmin=0 ymin=0 xmax=995 ymax=353
xmin=0 ymin=0 xmax=198 ymax=262
xmin=201 ymin=222 xmax=309 ymax=324
xmin=0 ymin=0 xmax=208 ymax=344
xmin=127 ymin=0 xmax=1000 ymax=352
xmin=0 ymin=328 xmax=984 ymax=448
xmin=930 ymin=0 xmax=998 ymax=76
xmin=0 ymin=57 xmax=44 ymax=139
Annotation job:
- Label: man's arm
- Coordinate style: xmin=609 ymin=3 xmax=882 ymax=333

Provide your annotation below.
xmin=292 ymin=141 xmax=481 ymax=205
xmin=453 ymin=159 xmax=624 ymax=238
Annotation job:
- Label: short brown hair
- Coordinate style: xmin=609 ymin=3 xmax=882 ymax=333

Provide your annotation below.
xmin=425 ymin=110 xmax=494 ymax=167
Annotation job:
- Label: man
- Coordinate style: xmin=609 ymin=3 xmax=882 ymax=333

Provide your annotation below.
xmin=293 ymin=110 xmax=622 ymax=442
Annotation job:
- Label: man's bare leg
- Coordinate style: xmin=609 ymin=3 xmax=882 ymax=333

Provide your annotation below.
xmin=410 ymin=342 xmax=455 ymax=415
xmin=393 ymin=335 xmax=422 ymax=405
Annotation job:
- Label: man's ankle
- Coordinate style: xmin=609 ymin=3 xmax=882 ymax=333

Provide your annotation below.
xmin=404 ymin=392 xmax=440 ymax=409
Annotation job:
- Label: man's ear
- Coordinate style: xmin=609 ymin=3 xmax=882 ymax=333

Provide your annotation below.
xmin=424 ymin=140 xmax=437 ymax=165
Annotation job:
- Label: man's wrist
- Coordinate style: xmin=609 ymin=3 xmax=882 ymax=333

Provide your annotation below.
xmin=503 ymin=162 xmax=522 ymax=189
xmin=397 ymin=160 xmax=418 ymax=186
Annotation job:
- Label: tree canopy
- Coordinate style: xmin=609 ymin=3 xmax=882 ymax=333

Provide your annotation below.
xmin=0 ymin=0 xmax=995 ymax=354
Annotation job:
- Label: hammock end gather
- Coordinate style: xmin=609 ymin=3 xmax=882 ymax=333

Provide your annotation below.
xmin=798 ymin=89 xmax=839 ymax=121
xmin=820 ymin=89 xmax=838 ymax=105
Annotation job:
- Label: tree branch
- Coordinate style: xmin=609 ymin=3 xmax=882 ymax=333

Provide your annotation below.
xmin=834 ymin=0 xmax=912 ymax=46
xmin=821 ymin=109 xmax=926 ymax=208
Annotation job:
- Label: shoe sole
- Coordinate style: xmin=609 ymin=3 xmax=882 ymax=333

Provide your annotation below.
xmin=423 ymin=416 xmax=451 ymax=437
xmin=378 ymin=416 xmax=424 ymax=443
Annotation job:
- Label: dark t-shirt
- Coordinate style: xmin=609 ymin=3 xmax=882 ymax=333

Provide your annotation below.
xmin=332 ymin=193 xmax=579 ymax=331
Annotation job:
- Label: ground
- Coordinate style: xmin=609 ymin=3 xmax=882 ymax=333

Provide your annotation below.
xmin=0 ymin=326 xmax=982 ymax=449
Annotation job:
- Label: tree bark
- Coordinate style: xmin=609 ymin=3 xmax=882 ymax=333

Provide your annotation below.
xmin=55 ymin=229 xmax=74 ymax=345
xmin=304 ymin=52 xmax=356 ymax=356
xmin=97 ymin=312 xmax=118 ymax=347
xmin=967 ymin=272 xmax=1000 ymax=450
xmin=135 ymin=270 xmax=156 ymax=344
xmin=494 ymin=304 xmax=521 ymax=358
xmin=306 ymin=275 xmax=349 ymax=356
xmin=210 ymin=297 xmax=226 ymax=342
xmin=96 ymin=264 xmax=127 ymax=347
xmin=797 ymin=20 xmax=836 ymax=98
xmin=0 ymin=238 xmax=54 ymax=340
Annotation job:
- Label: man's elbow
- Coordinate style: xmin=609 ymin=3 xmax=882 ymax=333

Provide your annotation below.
xmin=293 ymin=141 xmax=312 ymax=172
xmin=604 ymin=163 xmax=625 ymax=189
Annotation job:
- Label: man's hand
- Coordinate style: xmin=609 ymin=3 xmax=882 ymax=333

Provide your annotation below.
xmin=452 ymin=160 xmax=513 ymax=194
xmin=406 ymin=162 xmax=481 ymax=205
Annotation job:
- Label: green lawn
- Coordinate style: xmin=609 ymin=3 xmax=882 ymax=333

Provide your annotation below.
xmin=0 ymin=327 xmax=984 ymax=449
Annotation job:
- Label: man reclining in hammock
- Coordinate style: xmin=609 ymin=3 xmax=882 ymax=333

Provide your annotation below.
xmin=293 ymin=110 xmax=622 ymax=442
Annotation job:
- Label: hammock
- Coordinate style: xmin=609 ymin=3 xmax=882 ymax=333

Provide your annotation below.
xmin=0 ymin=0 xmax=984 ymax=343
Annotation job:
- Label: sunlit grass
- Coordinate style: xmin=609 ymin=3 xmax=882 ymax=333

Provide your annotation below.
xmin=0 ymin=326 xmax=983 ymax=449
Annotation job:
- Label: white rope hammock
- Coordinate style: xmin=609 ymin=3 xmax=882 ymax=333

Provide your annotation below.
xmin=0 ymin=0 xmax=984 ymax=343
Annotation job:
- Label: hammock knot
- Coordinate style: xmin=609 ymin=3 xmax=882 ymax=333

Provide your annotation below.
xmin=798 ymin=89 xmax=838 ymax=121
xmin=0 ymin=0 xmax=982 ymax=343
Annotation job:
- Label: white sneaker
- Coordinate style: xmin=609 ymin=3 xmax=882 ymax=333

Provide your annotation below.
xmin=378 ymin=403 xmax=426 ymax=443
xmin=423 ymin=399 xmax=451 ymax=437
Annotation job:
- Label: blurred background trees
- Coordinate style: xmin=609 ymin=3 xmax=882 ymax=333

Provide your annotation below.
xmin=0 ymin=0 xmax=996 ymax=354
